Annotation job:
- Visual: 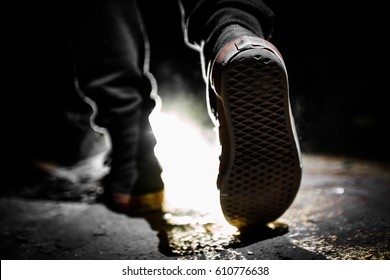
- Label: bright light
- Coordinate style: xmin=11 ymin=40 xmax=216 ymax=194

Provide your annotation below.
xmin=150 ymin=110 xmax=219 ymax=210
xmin=150 ymin=109 xmax=238 ymax=227
xmin=149 ymin=108 xmax=239 ymax=240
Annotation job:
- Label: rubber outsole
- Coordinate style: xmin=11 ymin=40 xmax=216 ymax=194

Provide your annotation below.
xmin=215 ymin=42 xmax=302 ymax=228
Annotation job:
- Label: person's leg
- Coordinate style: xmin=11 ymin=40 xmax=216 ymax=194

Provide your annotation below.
xmin=179 ymin=0 xmax=274 ymax=76
xmin=179 ymin=0 xmax=302 ymax=227
xmin=62 ymin=0 xmax=163 ymax=213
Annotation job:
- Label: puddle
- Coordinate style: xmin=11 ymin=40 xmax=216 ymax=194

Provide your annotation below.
xmin=2 ymin=111 xmax=290 ymax=259
xmin=142 ymin=208 xmax=288 ymax=259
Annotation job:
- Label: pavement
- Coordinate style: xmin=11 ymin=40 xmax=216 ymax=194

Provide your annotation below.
xmin=1 ymin=153 xmax=389 ymax=260
xmin=3 ymin=0 xmax=389 ymax=263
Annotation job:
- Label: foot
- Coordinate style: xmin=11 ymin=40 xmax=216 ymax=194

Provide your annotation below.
xmin=107 ymin=190 xmax=164 ymax=215
xmin=209 ymin=34 xmax=302 ymax=228
xmin=102 ymin=117 xmax=165 ymax=216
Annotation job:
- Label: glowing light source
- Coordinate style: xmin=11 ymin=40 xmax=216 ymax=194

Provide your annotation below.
xmin=148 ymin=109 xmax=241 ymax=256
xmin=149 ymin=109 xmax=238 ymax=230
xmin=149 ymin=110 xmax=220 ymax=211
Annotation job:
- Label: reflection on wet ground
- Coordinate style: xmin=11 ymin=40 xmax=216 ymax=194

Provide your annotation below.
xmin=141 ymin=208 xmax=288 ymax=259
xmin=1 ymin=152 xmax=389 ymax=259
xmin=1 ymin=112 xmax=389 ymax=259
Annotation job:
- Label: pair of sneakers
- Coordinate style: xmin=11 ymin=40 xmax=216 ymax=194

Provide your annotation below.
xmin=106 ymin=25 xmax=302 ymax=228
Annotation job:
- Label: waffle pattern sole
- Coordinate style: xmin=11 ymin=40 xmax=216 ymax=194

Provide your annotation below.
xmin=218 ymin=47 xmax=302 ymax=228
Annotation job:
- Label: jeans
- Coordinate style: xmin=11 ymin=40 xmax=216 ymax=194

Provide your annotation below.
xmin=12 ymin=0 xmax=275 ymax=194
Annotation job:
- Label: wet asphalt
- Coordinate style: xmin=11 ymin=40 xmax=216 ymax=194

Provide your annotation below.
xmin=1 ymin=154 xmax=389 ymax=260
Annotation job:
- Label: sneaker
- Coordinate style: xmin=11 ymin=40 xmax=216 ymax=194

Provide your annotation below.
xmin=107 ymin=190 xmax=164 ymax=215
xmin=103 ymin=160 xmax=165 ymax=216
xmin=209 ymin=36 xmax=302 ymax=228
xmin=103 ymin=116 xmax=165 ymax=215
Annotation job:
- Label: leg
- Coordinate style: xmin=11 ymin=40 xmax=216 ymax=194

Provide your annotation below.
xmin=62 ymin=0 xmax=164 ymax=212
xmin=179 ymin=0 xmax=302 ymax=227
xmin=179 ymin=0 xmax=275 ymax=76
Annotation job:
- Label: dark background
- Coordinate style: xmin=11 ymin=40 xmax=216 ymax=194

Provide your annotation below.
xmin=141 ymin=0 xmax=390 ymax=162
xmin=4 ymin=0 xmax=390 ymax=176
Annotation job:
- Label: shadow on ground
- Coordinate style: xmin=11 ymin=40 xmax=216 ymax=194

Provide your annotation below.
xmin=1 ymin=154 xmax=389 ymax=260
xmin=0 ymin=197 xmax=323 ymax=260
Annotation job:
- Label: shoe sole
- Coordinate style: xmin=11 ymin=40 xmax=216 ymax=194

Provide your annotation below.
xmin=216 ymin=41 xmax=302 ymax=228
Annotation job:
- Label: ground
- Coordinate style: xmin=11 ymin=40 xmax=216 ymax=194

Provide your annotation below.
xmin=1 ymin=154 xmax=389 ymax=260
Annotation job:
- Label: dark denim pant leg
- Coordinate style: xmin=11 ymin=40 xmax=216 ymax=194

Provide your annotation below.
xmin=63 ymin=0 xmax=162 ymax=195
xmin=179 ymin=0 xmax=275 ymax=117
xmin=179 ymin=0 xmax=275 ymax=68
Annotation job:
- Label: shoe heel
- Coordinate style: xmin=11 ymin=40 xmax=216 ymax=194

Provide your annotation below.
xmin=218 ymin=45 xmax=302 ymax=227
